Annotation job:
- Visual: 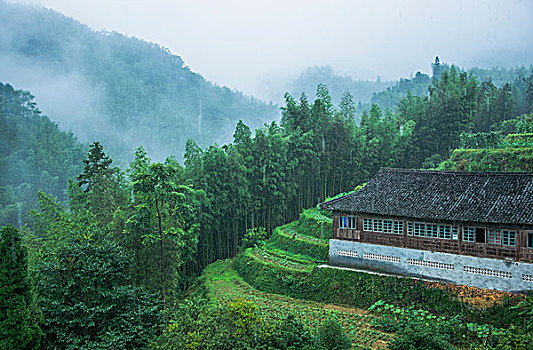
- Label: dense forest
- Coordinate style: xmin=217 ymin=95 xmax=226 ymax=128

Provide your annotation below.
xmin=0 ymin=2 xmax=279 ymax=165
xmin=2 ymin=49 xmax=533 ymax=347
xmin=276 ymin=59 xmax=533 ymax=124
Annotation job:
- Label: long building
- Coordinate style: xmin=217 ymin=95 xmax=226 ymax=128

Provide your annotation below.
xmin=319 ymin=168 xmax=533 ymax=292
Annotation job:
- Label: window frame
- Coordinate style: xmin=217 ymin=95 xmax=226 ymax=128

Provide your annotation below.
xmin=528 ymin=232 xmax=533 ymax=249
xmin=463 ymin=227 xmax=476 ymax=242
xmin=348 ymin=216 xmax=357 ymax=230
xmin=426 ymin=224 xmax=439 ymax=239
xmin=339 ymin=216 xmax=347 ymax=229
xmin=339 ymin=216 xmax=357 ymax=230
xmin=440 ymin=225 xmax=451 ymax=240
xmin=383 ymin=220 xmax=393 ymax=234
xmin=363 ymin=218 xmax=372 ymax=232
xmin=413 ymin=222 xmax=426 ymax=237
xmin=373 ymin=219 xmax=383 ymax=233
xmin=407 ymin=221 xmax=414 ymax=236
xmin=502 ymin=230 xmax=516 ymax=247
xmin=393 ymin=221 xmax=404 ymax=235
xmin=488 ymin=229 xmax=502 ymax=245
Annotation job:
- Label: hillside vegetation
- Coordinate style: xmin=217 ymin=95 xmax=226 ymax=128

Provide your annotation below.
xmin=286 ymin=59 xmax=532 ymax=120
xmin=2 ymin=14 xmax=533 ymax=345
xmin=0 ymin=82 xmax=85 ymax=226
xmin=438 ymin=114 xmax=533 ymax=172
xmin=154 ymin=207 xmax=532 ymax=349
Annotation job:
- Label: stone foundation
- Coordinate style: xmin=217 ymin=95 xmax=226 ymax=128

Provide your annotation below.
xmin=329 ymin=239 xmax=533 ymax=292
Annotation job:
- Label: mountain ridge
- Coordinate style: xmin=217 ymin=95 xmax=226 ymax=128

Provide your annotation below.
xmin=0 ymin=1 xmax=280 ymax=165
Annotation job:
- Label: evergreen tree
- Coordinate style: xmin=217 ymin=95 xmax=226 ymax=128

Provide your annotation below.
xmin=77 ymin=141 xmax=114 ymax=192
xmin=127 ymin=150 xmax=203 ymax=309
xmin=71 ymin=142 xmax=128 ymax=230
xmin=432 ymin=56 xmax=446 ymax=79
xmin=0 ymin=226 xmax=41 ymax=350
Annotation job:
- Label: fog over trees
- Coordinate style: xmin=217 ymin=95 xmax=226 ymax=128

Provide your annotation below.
xmin=1 ymin=1 xmax=533 ymax=349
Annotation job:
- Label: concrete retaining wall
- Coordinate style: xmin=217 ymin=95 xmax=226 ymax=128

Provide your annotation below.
xmin=329 ymin=239 xmax=533 ymax=292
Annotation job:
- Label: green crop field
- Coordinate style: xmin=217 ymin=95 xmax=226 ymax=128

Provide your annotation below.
xmin=203 ymin=260 xmax=393 ymax=349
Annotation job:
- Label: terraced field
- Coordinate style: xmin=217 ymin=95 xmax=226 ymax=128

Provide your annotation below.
xmin=204 ymin=260 xmax=393 ymax=349
xmin=251 ymin=247 xmax=315 ymax=270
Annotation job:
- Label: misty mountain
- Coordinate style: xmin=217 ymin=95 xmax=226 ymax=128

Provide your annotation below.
xmin=285 ymin=65 xmax=392 ymax=107
xmin=0 ymin=2 xmax=279 ymax=165
xmin=370 ymin=71 xmax=432 ymax=112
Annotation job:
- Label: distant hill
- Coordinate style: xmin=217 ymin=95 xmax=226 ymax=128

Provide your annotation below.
xmin=370 ymin=71 xmax=431 ymax=112
xmin=285 ymin=65 xmax=392 ymax=112
xmin=284 ymin=62 xmax=533 ymax=119
xmin=0 ymin=2 xmax=279 ymax=165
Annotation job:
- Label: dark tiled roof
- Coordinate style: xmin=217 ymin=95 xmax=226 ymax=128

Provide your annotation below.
xmin=320 ymin=168 xmax=533 ymax=225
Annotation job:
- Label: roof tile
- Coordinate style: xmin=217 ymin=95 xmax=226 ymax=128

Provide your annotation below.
xmin=320 ymin=168 xmax=533 ymax=225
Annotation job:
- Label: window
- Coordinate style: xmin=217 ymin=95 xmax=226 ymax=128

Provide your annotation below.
xmin=414 ymin=222 xmax=425 ymax=237
xmin=348 ymin=216 xmax=357 ymax=230
xmin=339 ymin=216 xmax=347 ymax=229
xmin=394 ymin=221 xmax=404 ymax=235
xmin=426 ymin=224 xmax=439 ymax=238
xmin=440 ymin=225 xmax=451 ymax=240
xmin=373 ymin=219 xmax=383 ymax=233
xmin=340 ymin=216 xmax=357 ymax=229
xmin=502 ymin=230 xmax=516 ymax=246
xmin=383 ymin=220 xmax=393 ymax=234
xmin=488 ymin=230 xmax=502 ymax=245
xmin=407 ymin=222 xmax=414 ymax=236
xmin=528 ymin=232 xmax=533 ymax=248
xmin=363 ymin=218 xmax=372 ymax=231
xmin=463 ymin=227 xmax=475 ymax=242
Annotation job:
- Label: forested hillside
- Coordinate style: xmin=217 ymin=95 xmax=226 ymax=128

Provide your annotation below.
xmin=284 ymin=58 xmax=533 ymax=119
xmin=0 ymin=2 xmax=279 ymax=164
xmin=371 ymin=58 xmax=533 ymax=114
xmin=0 ymin=83 xmax=86 ymax=226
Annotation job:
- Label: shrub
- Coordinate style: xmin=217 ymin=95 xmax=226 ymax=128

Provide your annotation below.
xmin=295 ymin=208 xmax=332 ymax=239
xmin=239 ymin=227 xmax=268 ymax=251
xmin=388 ymin=325 xmax=454 ymax=350
xmin=153 ymin=297 xmax=321 ymax=350
xmin=317 ymin=318 xmax=351 ymax=350
xmin=35 ymin=236 xmax=160 ymax=349
xmin=264 ymin=314 xmax=318 ymax=350
xmin=493 ymin=325 xmax=533 ymax=350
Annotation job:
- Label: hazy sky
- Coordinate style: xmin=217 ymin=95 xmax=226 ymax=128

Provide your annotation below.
xmin=8 ymin=0 xmax=533 ymax=99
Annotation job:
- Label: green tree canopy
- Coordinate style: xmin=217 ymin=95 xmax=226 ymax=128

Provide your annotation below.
xmin=0 ymin=225 xmax=41 ymax=350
